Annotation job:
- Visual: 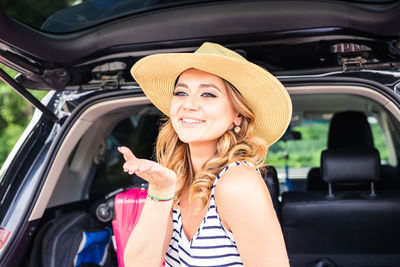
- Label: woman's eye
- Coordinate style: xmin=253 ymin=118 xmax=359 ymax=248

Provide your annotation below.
xmin=201 ymin=92 xmax=216 ymax=98
xmin=173 ymin=91 xmax=187 ymax=96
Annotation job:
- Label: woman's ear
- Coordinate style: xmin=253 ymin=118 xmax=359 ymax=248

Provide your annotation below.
xmin=234 ymin=114 xmax=243 ymax=126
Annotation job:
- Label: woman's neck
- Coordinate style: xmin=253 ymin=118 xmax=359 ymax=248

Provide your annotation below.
xmin=188 ymin=142 xmax=217 ymax=174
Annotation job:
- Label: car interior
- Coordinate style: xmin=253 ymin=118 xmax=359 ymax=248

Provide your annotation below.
xmin=26 ymin=84 xmax=400 ymax=266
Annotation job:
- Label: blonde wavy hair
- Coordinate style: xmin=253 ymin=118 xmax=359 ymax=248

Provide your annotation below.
xmin=156 ymin=79 xmax=269 ymax=209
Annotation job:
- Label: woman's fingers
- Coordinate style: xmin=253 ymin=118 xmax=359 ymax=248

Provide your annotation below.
xmin=123 ymin=159 xmax=156 ymax=177
xmin=118 ymin=145 xmax=177 ymax=188
xmin=118 ymin=146 xmax=137 ymax=162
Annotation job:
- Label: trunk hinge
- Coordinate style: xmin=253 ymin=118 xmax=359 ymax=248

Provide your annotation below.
xmin=0 ymin=67 xmax=59 ymax=123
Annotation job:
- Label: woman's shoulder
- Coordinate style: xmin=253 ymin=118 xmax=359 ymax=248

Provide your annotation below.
xmin=213 ymin=162 xmax=274 ymax=231
xmin=214 ymin=162 xmax=266 ymax=198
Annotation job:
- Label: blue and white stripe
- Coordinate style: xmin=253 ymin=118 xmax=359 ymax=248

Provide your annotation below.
xmin=165 ymin=161 xmax=256 ymax=266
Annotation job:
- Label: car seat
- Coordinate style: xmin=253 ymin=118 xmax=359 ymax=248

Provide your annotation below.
xmin=306 ymin=111 xmax=374 ymax=191
xmin=281 ymin=147 xmax=400 ymax=267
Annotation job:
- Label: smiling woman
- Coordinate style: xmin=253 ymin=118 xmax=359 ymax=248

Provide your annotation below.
xmin=120 ymin=42 xmax=292 ymax=266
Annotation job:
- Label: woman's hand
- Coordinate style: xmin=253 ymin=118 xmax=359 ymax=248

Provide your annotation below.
xmin=118 ymin=146 xmax=177 ymax=197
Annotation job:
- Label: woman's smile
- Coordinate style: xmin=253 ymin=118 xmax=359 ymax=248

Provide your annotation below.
xmin=179 ymin=117 xmax=206 ymax=127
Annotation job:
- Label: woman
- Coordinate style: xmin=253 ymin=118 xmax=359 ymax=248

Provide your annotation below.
xmin=119 ymin=42 xmax=292 ymax=266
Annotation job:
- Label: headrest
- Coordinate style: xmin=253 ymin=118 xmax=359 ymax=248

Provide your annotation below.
xmin=321 ymin=148 xmax=380 ymax=183
xmin=328 ymin=111 xmax=374 ymax=149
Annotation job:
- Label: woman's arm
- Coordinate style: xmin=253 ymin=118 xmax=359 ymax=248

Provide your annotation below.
xmin=215 ymin=165 xmax=290 ymax=267
xmin=118 ymin=146 xmax=176 ymax=267
xmin=124 ymin=191 xmax=174 ymax=267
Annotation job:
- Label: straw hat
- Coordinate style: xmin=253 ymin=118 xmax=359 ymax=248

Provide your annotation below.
xmin=130 ymin=42 xmax=292 ymax=146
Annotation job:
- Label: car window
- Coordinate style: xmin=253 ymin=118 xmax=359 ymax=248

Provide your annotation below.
xmin=267 ymin=119 xmax=329 ymax=192
xmin=3 ymin=0 xmax=397 ymax=33
xmin=369 ymin=116 xmax=390 ymax=165
xmin=267 ymin=94 xmax=397 ymax=193
xmin=2 ymin=0 xmax=229 ymax=33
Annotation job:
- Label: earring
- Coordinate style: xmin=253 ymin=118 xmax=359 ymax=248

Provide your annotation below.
xmin=234 ymin=126 xmax=241 ymax=134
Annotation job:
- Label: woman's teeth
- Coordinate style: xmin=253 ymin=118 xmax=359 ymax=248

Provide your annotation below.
xmin=182 ymin=119 xmax=203 ymax=123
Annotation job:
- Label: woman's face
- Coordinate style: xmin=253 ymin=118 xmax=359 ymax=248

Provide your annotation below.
xmin=170 ymin=68 xmax=241 ymax=147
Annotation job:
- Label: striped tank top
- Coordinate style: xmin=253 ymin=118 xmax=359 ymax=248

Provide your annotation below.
xmin=165 ymin=161 xmax=255 ymax=266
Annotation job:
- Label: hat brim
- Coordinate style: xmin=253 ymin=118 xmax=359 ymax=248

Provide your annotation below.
xmin=131 ymin=53 xmax=292 ymax=146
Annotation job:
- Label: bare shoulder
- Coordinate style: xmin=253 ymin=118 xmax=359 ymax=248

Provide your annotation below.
xmin=214 ymin=164 xmax=268 ymax=198
xmin=214 ymin=163 xmax=275 ymax=227
xmin=213 ymin=164 xmax=289 ymax=266
xmin=214 ymin=164 xmax=273 ymax=220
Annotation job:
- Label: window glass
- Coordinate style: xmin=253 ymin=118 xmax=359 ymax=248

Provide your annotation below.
xmin=2 ymin=0 xmax=227 ymax=33
xmin=368 ymin=116 xmax=389 ymax=165
xmin=267 ymin=96 xmax=395 ymax=193
xmin=267 ymin=120 xmax=329 ymax=169
xmin=267 ymin=120 xmax=329 ymax=192
xmin=2 ymin=0 xmax=396 ymax=33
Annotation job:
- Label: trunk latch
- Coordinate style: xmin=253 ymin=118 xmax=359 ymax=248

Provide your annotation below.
xmin=341 ymin=57 xmax=366 ymax=72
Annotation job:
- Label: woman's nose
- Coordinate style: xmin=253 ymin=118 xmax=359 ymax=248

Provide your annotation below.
xmin=182 ymin=96 xmax=199 ymax=110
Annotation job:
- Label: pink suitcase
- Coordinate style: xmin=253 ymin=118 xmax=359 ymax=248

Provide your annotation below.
xmin=112 ymin=187 xmax=166 ymax=267
xmin=112 ymin=187 xmax=148 ymax=267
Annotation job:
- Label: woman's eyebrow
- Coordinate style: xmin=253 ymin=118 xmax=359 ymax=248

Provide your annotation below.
xmin=175 ymin=82 xmax=221 ymax=92
xmin=199 ymin=83 xmax=221 ymax=92
xmin=175 ymin=82 xmax=188 ymax=88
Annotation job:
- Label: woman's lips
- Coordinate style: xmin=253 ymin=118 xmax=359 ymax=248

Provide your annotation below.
xmin=179 ymin=118 xmax=205 ymax=127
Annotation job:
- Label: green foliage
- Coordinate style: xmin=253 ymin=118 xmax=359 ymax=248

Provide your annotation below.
xmin=370 ymin=122 xmax=389 ymax=164
xmin=0 ymin=66 xmax=47 ymax=168
xmin=267 ymin=119 xmax=390 ymax=169
xmin=267 ymin=122 xmax=329 ymax=168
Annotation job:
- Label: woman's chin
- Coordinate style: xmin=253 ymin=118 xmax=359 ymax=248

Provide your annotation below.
xmin=177 ymin=136 xmax=219 ymax=147
xmin=177 ymin=136 xmax=200 ymax=144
